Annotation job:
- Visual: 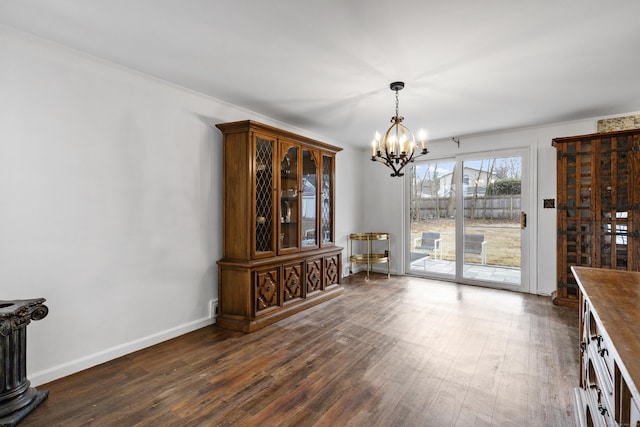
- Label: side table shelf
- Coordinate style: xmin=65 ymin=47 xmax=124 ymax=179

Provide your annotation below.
xmin=349 ymin=232 xmax=390 ymax=280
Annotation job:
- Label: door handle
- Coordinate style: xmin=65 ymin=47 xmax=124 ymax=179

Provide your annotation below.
xmin=520 ymin=211 xmax=527 ymax=229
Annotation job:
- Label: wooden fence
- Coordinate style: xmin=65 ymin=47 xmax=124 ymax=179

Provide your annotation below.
xmin=411 ymin=195 xmax=521 ymax=220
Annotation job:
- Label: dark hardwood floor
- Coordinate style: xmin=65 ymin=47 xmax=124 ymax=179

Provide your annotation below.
xmin=23 ymin=273 xmax=579 ymax=426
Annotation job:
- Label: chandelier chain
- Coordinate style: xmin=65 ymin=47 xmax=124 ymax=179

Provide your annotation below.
xmin=395 ymin=89 xmax=399 ymax=118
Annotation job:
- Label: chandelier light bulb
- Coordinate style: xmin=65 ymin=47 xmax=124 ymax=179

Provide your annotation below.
xmin=388 ymin=133 xmax=397 ymax=155
xmin=418 ymin=129 xmax=427 ymax=150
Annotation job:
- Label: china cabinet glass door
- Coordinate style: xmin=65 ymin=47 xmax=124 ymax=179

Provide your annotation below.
xmin=301 ymin=149 xmax=318 ymax=248
xmin=254 ymin=135 xmax=276 ymax=257
xmin=321 ymin=154 xmax=333 ymax=244
xmin=279 ymin=143 xmax=299 ymax=253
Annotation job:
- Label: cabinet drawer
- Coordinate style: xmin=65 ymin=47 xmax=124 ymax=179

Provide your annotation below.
xmin=586 ymin=345 xmax=614 ymax=410
xmin=588 ymin=312 xmax=615 ymax=384
xmin=585 ymin=355 xmax=616 ymax=421
xmin=597 ymin=332 xmax=615 ymax=385
xmin=574 ymin=387 xmax=609 ymax=427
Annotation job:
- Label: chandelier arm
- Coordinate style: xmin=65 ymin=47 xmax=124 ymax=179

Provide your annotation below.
xmin=374 ymin=150 xmax=401 ymax=176
xmin=389 ymin=162 xmax=401 ymax=177
xmin=405 ymin=151 xmax=415 ymax=163
xmin=383 ymin=134 xmax=391 ymax=158
xmin=383 ymin=119 xmax=398 ymax=156
xmin=373 ymin=154 xmax=392 ymax=169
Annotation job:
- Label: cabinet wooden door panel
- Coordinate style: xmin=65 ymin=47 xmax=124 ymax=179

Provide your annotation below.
xmin=255 ymin=267 xmax=280 ymax=315
xmin=283 ymin=262 xmax=303 ymax=303
xmin=305 ymin=258 xmax=323 ymax=295
xmin=324 ymin=254 xmax=340 ymax=287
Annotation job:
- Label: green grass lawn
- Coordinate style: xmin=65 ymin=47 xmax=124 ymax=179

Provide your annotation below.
xmin=411 ymin=218 xmax=521 ymax=267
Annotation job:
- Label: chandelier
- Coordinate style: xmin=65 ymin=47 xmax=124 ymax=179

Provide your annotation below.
xmin=370 ymin=81 xmax=428 ymax=177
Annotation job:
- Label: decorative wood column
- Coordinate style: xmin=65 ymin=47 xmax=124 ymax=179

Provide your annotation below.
xmin=0 ymin=299 xmax=49 ymax=427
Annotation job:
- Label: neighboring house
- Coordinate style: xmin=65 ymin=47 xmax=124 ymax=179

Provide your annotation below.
xmin=437 ymin=167 xmax=497 ymax=197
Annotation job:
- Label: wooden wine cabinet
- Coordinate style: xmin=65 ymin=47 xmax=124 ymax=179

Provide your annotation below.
xmin=553 ymin=129 xmax=640 ymax=307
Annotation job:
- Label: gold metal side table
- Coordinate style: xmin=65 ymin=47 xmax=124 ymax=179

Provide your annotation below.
xmin=349 ymin=232 xmax=390 ymax=280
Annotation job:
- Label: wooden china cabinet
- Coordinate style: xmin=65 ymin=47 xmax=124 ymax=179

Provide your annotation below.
xmin=216 ymin=120 xmax=343 ymax=332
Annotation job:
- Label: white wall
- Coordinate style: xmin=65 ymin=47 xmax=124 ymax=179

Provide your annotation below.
xmin=362 ymin=114 xmax=640 ymax=295
xmin=334 ymin=146 xmax=365 ymax=277
xmin=361 ymin=159 xmax=405 ymax=274
xmin=0 ymin=28 xmax=360 ymax=386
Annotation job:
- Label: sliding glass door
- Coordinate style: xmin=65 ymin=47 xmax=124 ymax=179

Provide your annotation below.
xmin=408 ymin=149 xmax=529 ymax=292
xmin=408 ymin=159 xmax=457 ymax=280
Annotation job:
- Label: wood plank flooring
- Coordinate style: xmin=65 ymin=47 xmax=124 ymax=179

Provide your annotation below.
xmin=22 ymin=273 xmax=579 ymax=426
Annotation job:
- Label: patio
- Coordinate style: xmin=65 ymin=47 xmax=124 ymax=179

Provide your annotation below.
xmin=409 ymin=255 xmax=521 ymax=286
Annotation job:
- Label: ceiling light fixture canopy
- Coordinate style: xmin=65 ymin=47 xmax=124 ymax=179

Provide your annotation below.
xmin=371 ymin=81 xmax=428 ymax=177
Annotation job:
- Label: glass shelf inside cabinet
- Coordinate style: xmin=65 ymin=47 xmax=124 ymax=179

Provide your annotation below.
xmin=280 ymin=146 xmax=299 ymax=250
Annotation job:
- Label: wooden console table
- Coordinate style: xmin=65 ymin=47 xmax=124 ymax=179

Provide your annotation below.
xmin=572 ymin=267 xmax=640 ymax=427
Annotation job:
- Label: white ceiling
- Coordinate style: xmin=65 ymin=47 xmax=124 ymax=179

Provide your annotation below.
xmin=2 ymin=0 xmax=640 ymax=147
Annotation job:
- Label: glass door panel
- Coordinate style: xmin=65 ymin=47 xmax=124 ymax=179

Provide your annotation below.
xmin=461 ymin=155 xmax=522 ymax=287
xmin=279 ymin=144 xmax=299 ymax=252
xmin=321 ymin=155 xmax=333 ymax=244
xmin=408 ymin=160 xmax=457 ymax=279
xmin=408 ymin=150 xmax=528 ymax=292
xmin=301 ymin=149 xmax=318 ymax=248
xmin=254 ymin=135 xmax=275 ymax=256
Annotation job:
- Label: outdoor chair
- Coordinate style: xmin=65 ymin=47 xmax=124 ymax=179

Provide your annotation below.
xmin=414 ymin=232 xmax=443 ymax=260
xmin=464 ymin=234 xmax=487 ymax=265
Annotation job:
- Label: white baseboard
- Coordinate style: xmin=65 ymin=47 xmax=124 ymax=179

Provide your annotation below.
xmin=29 ymin=316 xmax=215 ymax=387
xmin=344 ymin=265 xmax=396 ymax=277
